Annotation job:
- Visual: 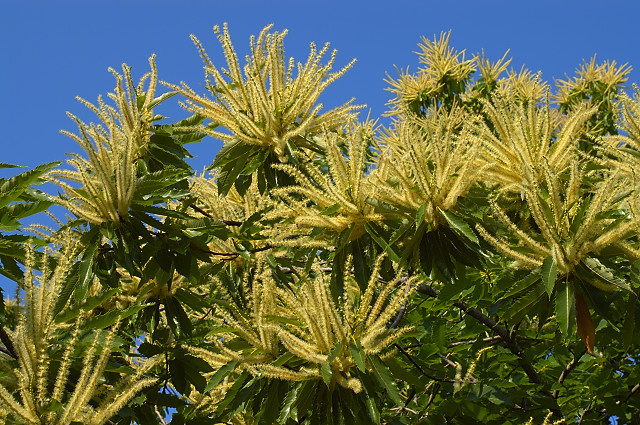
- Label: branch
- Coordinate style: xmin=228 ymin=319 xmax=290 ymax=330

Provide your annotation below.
xmin=189 ymin=205 xmax=242 ymax=226
xmin=447 ymin=336 xmax=502 ymax=348
xmin=394 ymin=343 xmax=454 ymax=383
xmin=617 ymin=383 xmax=640 ymax=406
xmin=190 ymin=243 xmax=274 ymax=259
xmin=416 ymin=283 xmax=542 ymax=384
xmin=154 ymin=404 xmax=168 ymax=425
xmin=552 ymin=349 xmax=586 ymax=399
xmin=389 ymin=283 xmax=412 ymax=329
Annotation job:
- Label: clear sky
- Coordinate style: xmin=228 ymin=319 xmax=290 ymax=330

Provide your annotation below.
xmin=1 ymin=0 xmax=639 ymax=293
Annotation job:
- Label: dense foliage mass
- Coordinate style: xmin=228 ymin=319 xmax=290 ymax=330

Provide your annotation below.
xmin=1 ymin=25 xmax=640 ymax=424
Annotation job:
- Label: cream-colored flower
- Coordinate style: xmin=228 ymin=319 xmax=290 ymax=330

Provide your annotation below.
xmin=48 ymin=55 xmax=161 ymax=225
xmin=165 ymin=23 xmax=362 ymax=161
xmin=273 ymin=120 xmax=383 ymax=239
xmin=375 ymin=105 xmax=483 ymax=228
xmin=0 ymin=238 xmax=157 ymax=425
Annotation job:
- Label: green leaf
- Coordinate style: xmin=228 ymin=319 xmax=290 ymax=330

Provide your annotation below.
xmin=147 ymin=91 xmax=177 ymax=109
xmin=278 ymin=383 xmax=301 ymax=423
xmin=360 ymin=376 xmax=381 ymax=424
xmin=54 ymin=288 xmax=118 ymax=324
xmin=349 ymin=342 xmax=366 ymax=372
xmin=439 ymin=208 xmax=479 ymax=244
xmin=0 ymin=163 xmax=21 ymax=169
xmin=541 ymin=256 xmax=558 ymax=297
xmin=84 ymin=304 xmax=148 ymax=330
xmin=351 ymin=238 xmax=369 ymax=292
xmin=214 ymin=372 xmax=252 ymax=415
xmin=416 ymin=203 xmax=426 ymax=228
xmin=205 ymin=360 xmax=238 ymax=394
xmin=320 ymin=203 xmax=341 ymax=216
xmin=260 ymin=380 xmax=287 ymax=425
xmin=555 ymin=281 xmax=575 ymax=338
xmin=369 ymin=356 xmax=402 ymax=406
xmin=505 ymin=284 xmax=546 ymax=323
xmin=320 ymin=361 xmax=333 ymax=387
xmin=169 ymin=358 xmax=188 ymax=395
xmin=623 ymin=296 xmax=637 ymax=351
xmin=578 ymin=257 xmax=634 ymax=293
xmin=0 ymin=161 xmax=60 ymax=208
xmin=321 ymin=341 xmax=344 ymax=387
xmin=165 ymin=297 xmax=193 ymax=337
xmin=53 ymin=229 xmax=99 ymax=318
xmin=364 ymin=222 xmax=401 ymax=263
xmin=182 ymin=354 xmax=214 ymax=392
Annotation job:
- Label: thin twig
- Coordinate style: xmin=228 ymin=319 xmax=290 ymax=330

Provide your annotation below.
xmin=154 ymin=404 xmax=168 ymax=425
xmin=617 ymin=383 xmax=640 ymax=405
xmin=447 ymin=336 xmax=502 ymax=348
xmin=394 ymin=343 xmax=454 ymax=383
xmin=190 ymin=205 xmax=243 ymax=226
xmin=389 ymin=283 xmax=412 ymax=329
xmin=416 ymin=283 xmax=542 ymax=384
xmin=552 ymin=349 xmax=586 ymax=399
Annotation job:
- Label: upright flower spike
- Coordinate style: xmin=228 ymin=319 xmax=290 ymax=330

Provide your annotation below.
xmin=198 ymin=255 xmax=415 ymax=394
xmin=164 ymin=23 xmax=362 ymax=161
xmin=385 ymin=31 xmax=475 ymax=115
xmin=272 ymin=119 xmax=383 ymax=239
xmin=48 ymin=55 xmax=161 ymax=225
xmin=0 ymin=237 xmax=158 ymax=425
xmin=374 ymin=106 xmax=483 ymax=228
xmin=473 ymin=92 xmax=595 ymax=192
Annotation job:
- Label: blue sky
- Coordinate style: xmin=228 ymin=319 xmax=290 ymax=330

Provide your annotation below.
xmin=1 ymin=0 xmax=639 ymax=293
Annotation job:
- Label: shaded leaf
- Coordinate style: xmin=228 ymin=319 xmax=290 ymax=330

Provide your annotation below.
xmin=541 ymin=255 xmax=557 ymax=297
xmin=555 ymin=281 xmax=575 ymax=338
xmin=575 ymin=291 xmax=596 ymax=355
xmin=369 ymin=356 xmax=402 ymax=406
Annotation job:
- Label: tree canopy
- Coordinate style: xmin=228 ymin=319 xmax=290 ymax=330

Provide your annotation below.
xmin=1 ymin=25 xmax=639 ymax=424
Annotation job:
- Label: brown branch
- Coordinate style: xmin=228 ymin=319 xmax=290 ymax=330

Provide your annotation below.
xmin=394 ymin=343 xmax=454 ymax=383
xmin=552 ymin=349 xmax=586 ymax=399
xmin=447 ymin=336 xmax=502 ymax=348
xmin=416 ymin=283 xmax=542 ymax=384
xmin=436 ymin=352 xmax=458 ymax=369
xmin=189 ymin=205 xmax=242 ymax=226
xmin=154 ymin=404 xmax=168 ymax=425
xmin=190 ymin=243 xmax=274 ymax=259
xmin=617 ymin=383 xmax=640 ymax=406
xmin=389 ymin=283 xmax=412 ymax=329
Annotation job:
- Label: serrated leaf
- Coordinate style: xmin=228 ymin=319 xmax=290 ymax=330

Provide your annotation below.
xmin=579 ymin=257 xmax=634 ymax=293
xmin=439 ymin=208 xmax=479 ymax=244
xmin=83 ymin=304 xmax=148 ymax=330
xmin=278 ymin=382 xmax=301 ymax=423
xmin=555 ymin=281 xmax=575 ymax=338
xmin=53 ymin=231 xmax=99 ymax=318
xmin=55 ymin=288 xmax=119 ymax=324
xmin=349 ymin=342 xmax=366 ymax=372
xmin=369 ymin=356 xmax=402 ymax=406
xmin=542 ymin=256 xmax=557 ymax=297
xmin=504 ymin=283 xmax=546 ymax=323
xmin=623 ymin=296 xmax=636 ymax=352
xmin=0 ymin=163 xmax=21 ymax=169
